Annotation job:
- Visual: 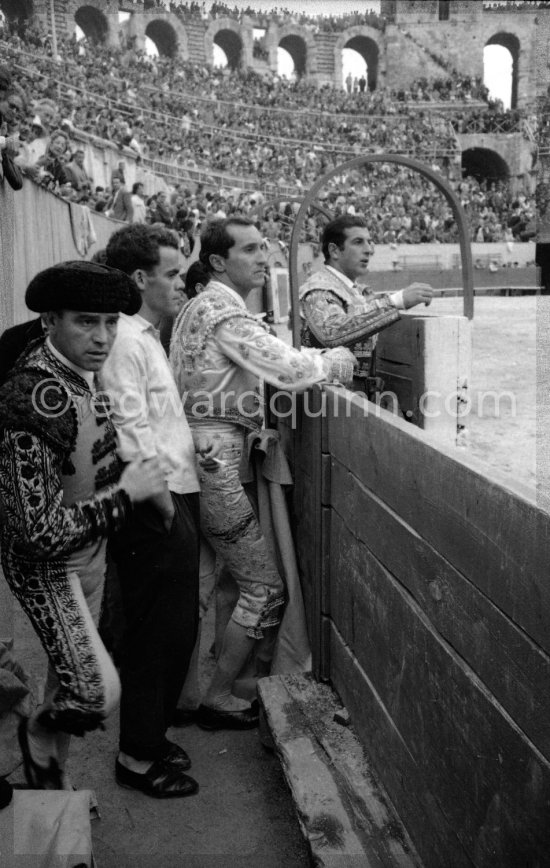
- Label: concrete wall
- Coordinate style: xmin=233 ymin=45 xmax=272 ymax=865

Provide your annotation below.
xmin=0 ymin=178 xmax=120 ymax=332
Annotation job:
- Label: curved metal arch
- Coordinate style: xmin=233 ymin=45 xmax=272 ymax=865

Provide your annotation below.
xmin=289 ymin=154 xmax=474 ymax=348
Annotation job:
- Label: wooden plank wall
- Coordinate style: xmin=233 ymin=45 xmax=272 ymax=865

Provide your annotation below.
xmin=289 ymin=385 xmax=550 ymax=868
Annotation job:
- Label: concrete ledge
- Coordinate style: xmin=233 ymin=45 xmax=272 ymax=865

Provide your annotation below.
xmin=258 ymin=673 xmax=423 ymax=868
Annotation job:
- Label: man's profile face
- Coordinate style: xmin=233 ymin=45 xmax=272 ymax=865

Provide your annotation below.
xmin=330 ymin=226 xmax=374 ymax=281
xmin=142 ymin=245 xmax=184 ymax=319
xmin=221 ymin=225 xmax=267 ymax=295
xmin=46 ymin=310 xmax=119 ymax=371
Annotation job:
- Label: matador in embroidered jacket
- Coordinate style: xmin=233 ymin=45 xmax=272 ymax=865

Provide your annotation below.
xmin=170 ymin=217 xmax=357 ymax=731
xmin=0 ymin=261 xmax=162 ymax=789
xmin=299 ymin=215 xmax=433 ymax=386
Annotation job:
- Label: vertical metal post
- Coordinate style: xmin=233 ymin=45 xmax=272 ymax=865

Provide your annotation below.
xmin=50 ymin=0 xmax=58 ymax=63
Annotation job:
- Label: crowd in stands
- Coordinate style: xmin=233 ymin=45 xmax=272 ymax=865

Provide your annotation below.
xmin=165 ymin=2 xmax=387 ymax=31
xmin=0 ymin=12 xmax=539 ymax=249
xmin=260 ymin=174 xmax=535 ymax=248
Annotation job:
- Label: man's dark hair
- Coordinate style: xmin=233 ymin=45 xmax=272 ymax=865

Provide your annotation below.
xmin=131 ymin=181 xmax=143 ymax=195
xmin=90 ymin=248 xmax=107 ymax=265
xmin=321 ymin=215 xmax=369 ymax=262
xmin=106 ymin=224 xmax=179 ymax=276
xmin=184 ymin=261 xmax=210 ymax=300
xmin=199 ymin=217 xmax=255 ymax=273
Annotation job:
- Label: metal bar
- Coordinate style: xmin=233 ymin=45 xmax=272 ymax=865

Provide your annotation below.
xmin=49 ymin=0 xmax=58 ymax=62
xmin=289 ymin=154 xmax=474 ymax=348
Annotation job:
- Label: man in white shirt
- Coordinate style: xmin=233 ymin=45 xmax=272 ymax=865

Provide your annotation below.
xmin=130 ymin=181 xmax=147 ymax=224
xmin=102 ymin=225 xmax=200 ymax=799
xmin=300 ymin=215 xmax=434 ymax=396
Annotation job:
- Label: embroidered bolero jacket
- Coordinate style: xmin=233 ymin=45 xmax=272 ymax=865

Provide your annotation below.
xmin=299 ymin=266 xmax=400 ymax=376
xmin=0 ymin=341 xmax=130 ymax=574
xmin=170 ymin=281 xmax=353 ymax=431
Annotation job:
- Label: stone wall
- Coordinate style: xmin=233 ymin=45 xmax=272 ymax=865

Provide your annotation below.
xmin=27 ymin=1 xmax=540 ymax=110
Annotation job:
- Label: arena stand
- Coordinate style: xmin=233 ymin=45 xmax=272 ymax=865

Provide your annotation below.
xmin=0 ymin=12 xmax=539 ymax=250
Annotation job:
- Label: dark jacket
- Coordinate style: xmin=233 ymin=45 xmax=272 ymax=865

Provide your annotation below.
xmin=0 ymin=318 xmax=44 ymax=387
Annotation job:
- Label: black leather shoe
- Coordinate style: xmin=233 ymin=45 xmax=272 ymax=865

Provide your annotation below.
xmin=172 ymin=708 xmax=197 ymax=728
xmin=115 ymin=759 xmax=198 ymax=798
xmin=18 ymin=718 xmax=63 ymax=790
xmin=161 ymin=741 xmax=191 ymax=771
xmin=195 ymin=703 xmax=259 ymax=731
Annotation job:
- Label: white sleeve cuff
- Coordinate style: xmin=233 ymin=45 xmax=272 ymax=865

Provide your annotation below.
xmin=389 ymin=290 xmax=405 ymax=310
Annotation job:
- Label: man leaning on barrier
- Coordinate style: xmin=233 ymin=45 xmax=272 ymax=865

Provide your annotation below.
xmin=300 ymin=215 xmax=434 ymax=398
xmin=170 ymin=216 xmax=356 ymax=731
xmin=0 ymin=261 xmax=165 ymax=790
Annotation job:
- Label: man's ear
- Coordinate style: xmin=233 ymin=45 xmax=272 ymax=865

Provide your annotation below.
xmin=130 ymin=269 xmax=147 ymax=292
xmin=41 ymin=311 xmax=57 ymax=331
xmin=328 ymin=241 xmax=340 ymax=261
xmin=208 ymin=253 xmax=226 ymax=275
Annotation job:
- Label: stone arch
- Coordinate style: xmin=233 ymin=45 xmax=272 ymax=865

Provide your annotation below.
xmin=145 ymin=18 xmax=178 ymax=57
xmin=461 ymin=147 xmax=510 ymax=184
xmin=127 ymin=12 xmax=188 ymax=60
xmin=334 ymin=27 xmax=382 ymax=91
xmin=206 ymin=18 xmax=247 ymax=69
xmin=485 ymin=31 xmax=520 ymax=109
xmin=277 ymin=25 xmax=315 ymax=77
xmin=0 ymin=0 xmax=33 ymax=21
xmin=74 ymin=4 xmax=109 ymax=43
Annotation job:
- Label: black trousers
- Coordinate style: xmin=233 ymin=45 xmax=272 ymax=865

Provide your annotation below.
xmin=111 ymin=492 xmax=199 ymax=760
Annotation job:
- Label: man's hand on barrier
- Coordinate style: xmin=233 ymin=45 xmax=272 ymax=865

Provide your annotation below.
xmin=324 ymin=346 xmax=357 ymax=386
xmin=402 ymin=283 xmax=434 ymax=309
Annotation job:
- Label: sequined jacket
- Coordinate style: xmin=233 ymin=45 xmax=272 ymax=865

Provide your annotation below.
xmin=170 ymin=280 xmax=351 ymax=431
xmin=0 ymin=340 xmax=130 ymax=584
xmin=299 ymin=265 xmax=400 ymax=377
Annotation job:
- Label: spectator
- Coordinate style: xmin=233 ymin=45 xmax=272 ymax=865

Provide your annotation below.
xmin=111 ymin=160 xmax=126 ymax=187
xmin=130 ymin=180 xmax=147 ymax=223
xmin=105 ymin=175 xmax=133 ymax=222
xmin=63 ymin=148 xmax=92 ymax=194
xmin=153 ymin=190 xmax=175 ymax=227
xmin=33 ymin=128 xmax=70 ymax=189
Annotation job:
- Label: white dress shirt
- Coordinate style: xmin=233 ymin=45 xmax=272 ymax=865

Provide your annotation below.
xmin=102 ymin=313 xmax=199 ymax=494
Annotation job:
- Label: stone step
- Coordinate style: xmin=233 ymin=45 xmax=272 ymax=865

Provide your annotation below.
xmin=314 ymin=34 xmax=337 ymax=75
xmin=185 ymin=20 xmax=207 ymax=64
xmin=258 ymin=673 xmax=424 ymax=868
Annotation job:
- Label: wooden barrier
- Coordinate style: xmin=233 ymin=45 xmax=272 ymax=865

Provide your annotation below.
xmin=376 ymin=314 xmax=471 ymax=443
xmin=281 ymin=385 xmax=549 ymax=867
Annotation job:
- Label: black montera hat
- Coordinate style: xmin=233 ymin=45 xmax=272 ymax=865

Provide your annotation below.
xmin=25 ymin=260 xmax=142 ymax=315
